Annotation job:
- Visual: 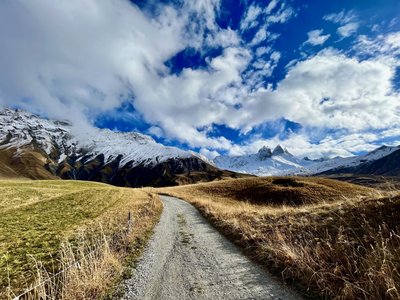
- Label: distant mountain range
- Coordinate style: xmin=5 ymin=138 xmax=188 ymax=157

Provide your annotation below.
xmin=1 ymin=108 xmax=399 ymax=186
xmin=0 ymin=108 xmax=241 ymax=186
xmin=214 ymin=144 xmax=400 ymax=176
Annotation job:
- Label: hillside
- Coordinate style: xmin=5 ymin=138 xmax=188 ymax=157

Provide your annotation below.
xmin=0 ymin=108 xmax=244 ymax=186
xmin=0 ymin=180 xmax=162 ymax=299
xmin=0 ymin=148 xmax=56 ymax=179
xmin=322 ymin=148 xmax=400 ymax=176
xmin=160 ymin=176 xmax=379 ymax=206
xmin=158 ymin=177 xmax=400 ymax=299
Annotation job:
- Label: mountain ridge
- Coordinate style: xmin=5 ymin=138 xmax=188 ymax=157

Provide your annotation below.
xmin=321 ymin=147 xmax=400 ymax=176
xmin=0 ymin=108 xmax=243 ymax=186
xmin=214 ymin=144 xmax=400 ymax=176
xmin=1 ymin=108 xmax=398 ymax=182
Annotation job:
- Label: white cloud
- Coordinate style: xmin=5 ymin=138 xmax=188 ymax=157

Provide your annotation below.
xmin=389 ymin=17 xmax=400 ymax=28
xmin=323 ymin=10 xmax=359 ymax=39
xmin=265 ymin=0 xmax=279 ymax=14
xmin=255 ymin=46 xmax=271 ymax=57
xmin=199 ymin=148 xmax=220 ymax=160
xmin=239 ymin=49 xmax=400 ymax=133
xmin=0 ymin=0 xmax=186 ymax=127
xmin=371 ymin=24 xmax=380 ymax=32
xmin=304 ymin=29 xmax=330 ymax=46
xmin=131 ymin=46 xmax=252 ymax=148
xmin=337 ymin=22 xmax=359 ymax=38
xmin=270 ymin=51 xmax=281 ymax=62
xmin=266 ymin=6 xmax=294 ymax=24
xmin=147 ymin=126 xmax=163 ymax=138
xmin=240 ymin=4 xmax=262 ymax=30
xmin=205 ymin=27 xmax=240 ymax=48
xmin=250 ymin=26 xmax=268 ymax=45
xmin=241 ymin=0 xmax=291 ymax=31
xmin=355 ymin=32 xmax=400 ymax=57
xmin=323 ymin=10 xmax=356 ymax=25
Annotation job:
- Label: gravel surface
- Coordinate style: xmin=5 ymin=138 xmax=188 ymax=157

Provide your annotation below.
xmin=122 ymin=195 xmax=302 ymax=300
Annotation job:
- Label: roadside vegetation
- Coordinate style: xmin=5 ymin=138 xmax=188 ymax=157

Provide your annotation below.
xmin=159 ymin=176 xmax=400 ymax=299
xmin=0 ymin=179 xmax=162 ymax=299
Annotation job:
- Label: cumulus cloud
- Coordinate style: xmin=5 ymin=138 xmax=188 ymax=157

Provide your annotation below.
xmin=0 ymin=0 xmax=186 ymax=127
xmin=147 ymin=126 xmax=164 ymax=138
xmin=304 ymin=29 xmax=330 ymax=45
xmin=240 ymin=49 xmax=399 ymax=132
xmin=132 ymin=46 xmax=252 ymax=148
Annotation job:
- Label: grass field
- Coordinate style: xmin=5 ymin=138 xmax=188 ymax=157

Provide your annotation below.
xmin=158 ymin=176 xmax=400 ymax=299
xmin=0 ymin=179 xmax=162 ymax=299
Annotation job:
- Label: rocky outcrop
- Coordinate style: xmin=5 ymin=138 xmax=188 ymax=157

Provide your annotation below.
xmin=258 ymin=146 xmax=272 ymax=160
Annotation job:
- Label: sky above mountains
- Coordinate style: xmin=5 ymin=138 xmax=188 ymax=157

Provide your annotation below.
xmin=0 ymin=0 xmax=399 ymax=159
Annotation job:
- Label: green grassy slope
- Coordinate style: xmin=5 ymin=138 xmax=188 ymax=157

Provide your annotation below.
xmin=0 ymin=179 xmax=161 ymax=298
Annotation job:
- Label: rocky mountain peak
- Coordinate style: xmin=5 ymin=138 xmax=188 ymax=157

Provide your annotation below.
xmin=258 ymin=146 xmax=272 ymax=160
xmin=272 ymin=144 xmax=288 ymax=156
xmin=269 ymin=144 xmax=293 ymax=156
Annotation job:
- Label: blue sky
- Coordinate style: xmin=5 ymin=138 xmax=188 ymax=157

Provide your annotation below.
xmin=0 ymin=0 xmax=399 ymax=158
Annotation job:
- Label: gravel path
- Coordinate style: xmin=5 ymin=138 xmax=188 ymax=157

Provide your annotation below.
xmin=122 ymin=195 xmax=301 ymax=300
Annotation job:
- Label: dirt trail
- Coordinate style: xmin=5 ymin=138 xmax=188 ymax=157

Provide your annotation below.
xmin=123 ymin=195 xmax=301 ymax=300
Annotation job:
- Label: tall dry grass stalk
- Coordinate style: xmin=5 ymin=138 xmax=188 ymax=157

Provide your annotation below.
xmin=15 ymin=225 xmax=137 ymax=300
xmin=59 ymin=228 xmax=124 ymax=300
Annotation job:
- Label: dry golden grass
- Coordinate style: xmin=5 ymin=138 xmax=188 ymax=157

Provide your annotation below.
xmin=157 ymin=176 xmax=400 ymax=299
xmin=0 ymin=179 xmax=162 ymax=299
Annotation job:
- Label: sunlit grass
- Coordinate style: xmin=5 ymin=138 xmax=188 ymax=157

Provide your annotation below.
xmin=0 ymin=179 xmax=162 ymax=298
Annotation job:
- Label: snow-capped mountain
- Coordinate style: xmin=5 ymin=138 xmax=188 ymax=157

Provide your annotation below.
xmin=0 ymin=108 xmax=193 ymax=166
xmin=214 ymin=145 xmax=311 ymax=176
xmin=214 ymin=144 xmax=400 ymax=176
xmin=0 ymin=108 xmax=238 ymax=186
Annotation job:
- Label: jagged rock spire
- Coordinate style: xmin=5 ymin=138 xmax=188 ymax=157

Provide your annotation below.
xmin=258 ymin=145 xmax=272 ymax=160
xmin=272 ymin=144 xmax=292 ymax=156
